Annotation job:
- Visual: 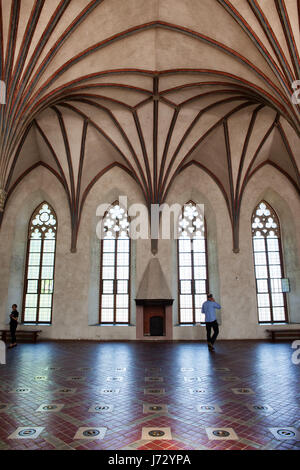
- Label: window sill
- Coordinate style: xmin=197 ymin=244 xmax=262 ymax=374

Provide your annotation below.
xmin=89 ymin=323 xmax=134 ymax=327
xmin=174 ymin=323 xmax=206 ymax=327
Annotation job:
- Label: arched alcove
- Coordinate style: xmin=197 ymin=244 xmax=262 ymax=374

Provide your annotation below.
xmin=252 ymin=188 xmax=300 ymax=324
xmin=166 ymin=165 xmax=223 ymax=331
xmin=84 ymin=169 xmax=142 ymax=331
xmin=5 ymin=189 xmax=59 ymax=322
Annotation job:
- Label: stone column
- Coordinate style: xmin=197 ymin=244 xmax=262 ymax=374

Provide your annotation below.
xmin=0 ymin=189 xmax=7 ymax=212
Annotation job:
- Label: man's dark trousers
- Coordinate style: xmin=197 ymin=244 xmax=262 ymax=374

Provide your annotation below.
xmin=10 ymin=323 xmax=17 ymax=344
xmin=206 ymin=320 xmax=219 ymax=345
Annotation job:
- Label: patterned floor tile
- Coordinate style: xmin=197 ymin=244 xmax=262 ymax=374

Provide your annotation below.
xmin=8 ymin=427 xmax=45 ymax=440
xmin=143 ymin=404 xmax=168 ymax=414
xmin=220 ymin=376 xmax=241 ymax=382
xmin=141 ymin=427 xmax=172 ymax=441
xmin=73 ymin=427 xmax=107 ymax=440
xmin=269 ymin=427 xmax=300 ymax=441
xmin=197 ymin=405 xmax=222 ymax=413
xmin=54 ymin=387 xmax=77 ymax=394
xmin=8 ymin=387 xmax=31 ymax=394
xmin=144 ymin=388 xmax=165 ymax=395
xmin=88 ymin=404 xmax=114 ymax=413
xmin=206 ymin=428 xmax=238 ymax=440
xmin=189 ymin=388 xmax=207 ymax=395
xmin=0 ymin=340 xmax=299 ymax=450
xmin=100 ymin=388 xmax=120 ymax=395
xmin=232 ymin=388 xmax=255 ymax=395
xmin=36 ymin=404 xmax=64 ymax=413
xmin=246 ymin=404 xmax=274 ymax=413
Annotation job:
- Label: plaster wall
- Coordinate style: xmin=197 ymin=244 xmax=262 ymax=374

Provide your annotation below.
xmin=0 ymin=163 xmax=299 ymax=341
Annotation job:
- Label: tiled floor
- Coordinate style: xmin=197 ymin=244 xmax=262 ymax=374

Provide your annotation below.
xmin=0 ymin=340 xmax=299 ymax=450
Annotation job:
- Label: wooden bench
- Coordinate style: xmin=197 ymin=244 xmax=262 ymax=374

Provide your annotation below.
xmin=266 ymin=329 xmax=300 ymax=342
xmin=0 ymin=330 xmax=42 ymax=344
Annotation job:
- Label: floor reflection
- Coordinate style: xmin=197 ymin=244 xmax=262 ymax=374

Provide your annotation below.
xmin=0 ymin=340 xmax=299 ymax=450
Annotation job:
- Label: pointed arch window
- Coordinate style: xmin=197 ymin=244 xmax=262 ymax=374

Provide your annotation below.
xmin=252 ymin=201 xmax=288 ymax=323
xmin=178 ymin=202 xmax=209 ymax=324
xmin=23 ymin=203 xmax=57 ymax=324
xmin=99 ymin=202 xmax=130 ymax=324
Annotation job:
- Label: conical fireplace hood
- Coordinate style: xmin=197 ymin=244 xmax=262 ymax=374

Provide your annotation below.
xmin=136 ymin=258 xmax=173 ymax=302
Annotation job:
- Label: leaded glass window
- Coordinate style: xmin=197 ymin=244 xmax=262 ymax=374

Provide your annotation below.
xmin=178 ymin=202 xmax=208 ymax=324
xmin=252 ymin=201 xmax=288 ymax=323
xmin=99 ymin=202 xmax=130 ymax=324
xmin=23 ymin=203 xmax=57 ymax=324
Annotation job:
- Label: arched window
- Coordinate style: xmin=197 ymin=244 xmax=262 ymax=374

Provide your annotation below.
xmin=252 ymin=201 xmax=288 ymax=323
xmin=178 ymin=202 xmax=208 ymax=324
xmin=99 ymin=202 xmax=130 ymax=324
xmin=23 ymin=203 xmax=57 ymax=324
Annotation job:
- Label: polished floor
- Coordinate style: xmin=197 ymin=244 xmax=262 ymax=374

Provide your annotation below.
xmin=0 ymin=340 xmax=299 ymax=450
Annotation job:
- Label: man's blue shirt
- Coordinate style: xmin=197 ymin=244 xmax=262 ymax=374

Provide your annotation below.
xmin=201 ymin=301 xmax=221 ymax=322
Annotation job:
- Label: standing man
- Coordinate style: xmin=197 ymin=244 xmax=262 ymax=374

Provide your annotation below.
xmin=9 ymin=304 xmax=19 ymax=349
xmin=202 ymin=294 xmax=221 ymax=351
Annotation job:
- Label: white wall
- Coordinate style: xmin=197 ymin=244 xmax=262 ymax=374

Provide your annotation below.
xmin=0 ymin=163 xmax=299 ymax=340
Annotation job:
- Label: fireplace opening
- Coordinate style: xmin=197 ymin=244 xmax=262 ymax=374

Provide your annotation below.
xmin=136 ymin=300 xmax=173 ymax=340
xmin=150 ymin=316 xmax=164 ymax=336
xmin=143 ymin=305 xmax=165 ymax=337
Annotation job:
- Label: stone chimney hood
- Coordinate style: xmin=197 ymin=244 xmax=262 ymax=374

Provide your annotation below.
xmin=136 ymin=258 xmax=173 ymax=306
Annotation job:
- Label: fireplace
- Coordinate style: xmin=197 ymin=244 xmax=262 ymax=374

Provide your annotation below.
xmin=135 ymin=258 xmax=173 ymax=340
xmin=136 ymin=300 xmax=173 ymax=340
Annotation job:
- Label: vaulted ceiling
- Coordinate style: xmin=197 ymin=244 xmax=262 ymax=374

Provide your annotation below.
xmin=0 ymin=0 xmax=299 ymax=251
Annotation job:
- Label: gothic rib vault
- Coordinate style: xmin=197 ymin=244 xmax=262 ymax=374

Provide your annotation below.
xmin=0 ymin=0 xmax=299 ymax=252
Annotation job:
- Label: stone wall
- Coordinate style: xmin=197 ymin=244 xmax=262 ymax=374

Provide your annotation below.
xmin=0 ymin=163 xmax=299 ymax=340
